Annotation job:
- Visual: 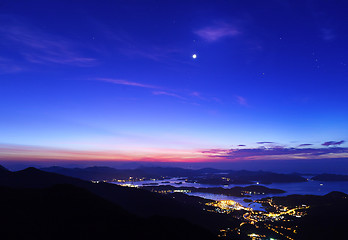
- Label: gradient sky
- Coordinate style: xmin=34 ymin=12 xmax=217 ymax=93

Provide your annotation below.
xmin=1 ymin=0 xmax=348 ymax=165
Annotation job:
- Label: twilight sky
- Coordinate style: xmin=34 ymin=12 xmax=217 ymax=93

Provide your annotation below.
xmin=1 ymin=0 xmax=348 ymax=166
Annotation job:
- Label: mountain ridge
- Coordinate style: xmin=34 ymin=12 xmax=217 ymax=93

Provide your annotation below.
xmin=0 ymin=165 xmax=235 ymax=233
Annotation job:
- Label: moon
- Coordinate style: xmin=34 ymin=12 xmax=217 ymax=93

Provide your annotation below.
xmin=192 ymin=54 xmax=197 ymax=59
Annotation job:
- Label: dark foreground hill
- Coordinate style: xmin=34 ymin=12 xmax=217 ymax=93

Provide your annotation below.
xmin=0 ymin=165 xmax=236 ymax=235
xmin=0 ymin=184 xmax=216 ymax=240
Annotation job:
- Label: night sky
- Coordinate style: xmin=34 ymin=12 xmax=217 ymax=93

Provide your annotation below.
xmin=1 ymin=0 xmax=347 ymax=168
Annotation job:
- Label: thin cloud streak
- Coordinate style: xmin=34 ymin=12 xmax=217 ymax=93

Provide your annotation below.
xmin=201 ymin=149 xmax=230 ymax=154
xmin=201 ymin=146 xmax=348 ymax=161
xmin=0 ymin=57 xmax=23 ymax=74
xmin=322 ymin=140 xmax=345 ymax=147
xmin=236 ymin=96 xmax=248 ymax=106
xmin=93 ymin=21 xmax=181 ymax=62
xmin=298 ymin=144 xmax=313 ymax=147
xmin=321 ymin=28 xmax=335 ymax=41
xmin=95 ymin=78 xmax=221 ymax=104
xmin=0 ymin=18 xmax=97 ymax=66
xmin=119 ymin=45 xmax=180 ymax=62
xmin=195 ymin=23 xmax=240 ymax=42
xmin=96 ymin=78 xmax=159 ymax=89
xmin=152 ymin=91 xmax=186 ymax=100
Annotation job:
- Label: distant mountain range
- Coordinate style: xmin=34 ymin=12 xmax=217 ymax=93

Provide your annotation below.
xmin=39 ymin=166 xmax=223 ymax=181
xmin=311 ymin=173 xmax=348 ymax=181
xmin=40 ymin=165 xmax=348 ymax=184
xmin=40 ymin=166 xmax=309 ymax=184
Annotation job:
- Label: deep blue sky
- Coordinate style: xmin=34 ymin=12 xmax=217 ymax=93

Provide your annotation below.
xmin=0 ymin=0 xmax=347 ymax=165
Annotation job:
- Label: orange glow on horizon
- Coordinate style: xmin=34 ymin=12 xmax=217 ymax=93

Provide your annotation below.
xmin=1 ymin=143 xmax=347 ymax=163
xmin=0 ymin=144 xmax=212 ymax=162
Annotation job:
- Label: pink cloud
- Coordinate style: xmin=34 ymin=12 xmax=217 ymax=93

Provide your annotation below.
xmin=201 ymin=149 xmax=230 ymax=154
xmin=195 ymin=23 xmax=240 ymax=42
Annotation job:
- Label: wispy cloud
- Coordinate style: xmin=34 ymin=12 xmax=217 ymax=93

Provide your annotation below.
xmin=257 ymin=142 xmax=275 ymax=144
xmin=201 ymin=145 xmax=348 ymax=161
xmin=201 ymin=149 xmax=230 ymax=154
xmin=191 ymin=91 xmax=202 ymax=98
xmin=0 ymin=18 xmax=97 ymax=66
xmin=236 ymin=96 xmax=248 ymax=106
xmin=322 ymin=140 xmax=345 ymax=147
xmin=96 ymin=78 xmax=159 ymax=89
xmin=321 ymin=28 xmax=335 ymax=41
xmin=119 ymin=45 xmax=180 ymax=62
xmin=95 ymin=77 xmax=221 ymax=104
xmin=152 ymin=91 xmax=186 ymax=100
xmin=190 ymin=91 xmax=206 ymax=100
xmin=96 ymin=78 xmax=185 ymax=99
xmin=0 ymin=57 xmax=23 ymax=74
xmin=93 ymin=22 xmax=181 ymax=62
xmin=194 ymin=23 xmax=240 ymax=42
xmin=298 ymin=144 xmax=313 ymax=147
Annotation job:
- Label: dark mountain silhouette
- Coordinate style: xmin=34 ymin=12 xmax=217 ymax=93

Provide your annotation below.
xmin=0 ymin=165 xmax=236 ymax=233
xmin=41 ymin=166 xmax=132 ymax=181
xmin=41 ymin=166 xmax=307 ymax=183
xmin=40 ymin=166 xmax=200 ymax=181
xmin=190 ymin=170 xmax=306 ymax=185
xmin=0 ymin=164 xmax=9 ymax=172
xmin=0 ymin=184 xmax=217 ymax=240
xmin=312 ymin=173 xmax=348 ymax=181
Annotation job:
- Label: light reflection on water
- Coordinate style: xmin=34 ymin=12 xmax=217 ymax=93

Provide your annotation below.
xmin=112 ymin=177 xmax=348 ymax=211
xmin=118 ymin=177 xmax=348 ymax=195
xmin=187 ymin=192 xmax=266 ymax=211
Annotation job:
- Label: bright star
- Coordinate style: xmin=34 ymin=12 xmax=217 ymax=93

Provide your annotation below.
xmin=192 ymin=54 xmax=197 ymax=59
